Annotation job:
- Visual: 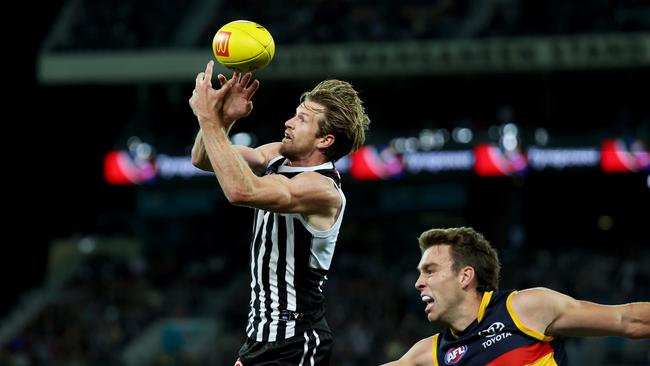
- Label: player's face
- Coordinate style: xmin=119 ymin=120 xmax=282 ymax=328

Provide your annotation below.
xmin=415 ymin=245 xmax=464 ymax=324
xmin=280 ymin=100 xmax=326 ymax=161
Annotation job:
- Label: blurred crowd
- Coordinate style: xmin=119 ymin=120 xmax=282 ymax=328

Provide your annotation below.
xmin=215 ymin=0 xmax=650 ymax=44
xmin=46 ymin=0 xmax=650 ymax=51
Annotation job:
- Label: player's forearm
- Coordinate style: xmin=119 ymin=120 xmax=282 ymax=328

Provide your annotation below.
xmin=191 ymin=129 xmax=214 ymax=171
xmin=193 ymin=126 xmax=266 ymax=173
xmin=621 ymin=302 xmax=650 ymax=339
xmin=200 ymin=124 xmax=259 ymax=204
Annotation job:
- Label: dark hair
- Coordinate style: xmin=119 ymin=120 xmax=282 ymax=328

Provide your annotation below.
xmin=300 ymin=80 xmax=370 ymax=161
xmin=418 ymin=227 xmax=501 ymax=293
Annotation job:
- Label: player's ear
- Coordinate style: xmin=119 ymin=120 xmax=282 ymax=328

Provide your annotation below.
xmin=458 ymin=266 xmax=475 ymax=289
xmin=318 ymin=134 xmax=335 ymax=149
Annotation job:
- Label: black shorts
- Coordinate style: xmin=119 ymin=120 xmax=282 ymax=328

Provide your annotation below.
xmin=236 ymin=329 xmax=333 ymax=366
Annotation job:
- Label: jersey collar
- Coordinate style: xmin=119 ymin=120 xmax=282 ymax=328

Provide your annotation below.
xmin=277 ymin=160 xmax=335 ymax=173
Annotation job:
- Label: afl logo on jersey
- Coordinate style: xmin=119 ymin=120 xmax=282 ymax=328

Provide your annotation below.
xmin=478 ymin=321 xmax=505 ymax=337
xmin=445 ymin=345 xmax=468 ymax=364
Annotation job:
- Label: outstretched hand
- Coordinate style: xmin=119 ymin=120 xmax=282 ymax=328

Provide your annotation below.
xmin=217 ymin=70 xmax=260 ymax=124
xmin=189 ymin=60 xmax=236 ymax=129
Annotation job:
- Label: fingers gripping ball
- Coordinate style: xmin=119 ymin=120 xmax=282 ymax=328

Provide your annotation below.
xmin=213 ymin=20 xmax=275 ymax=72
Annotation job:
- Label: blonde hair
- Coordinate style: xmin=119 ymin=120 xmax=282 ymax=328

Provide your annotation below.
xmin=301 ymin=80 xmax=371 ymax=161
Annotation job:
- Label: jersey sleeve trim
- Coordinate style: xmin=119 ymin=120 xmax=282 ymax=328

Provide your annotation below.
xmin=506 ymin=291 xmax=554 ymax=342
xmin=431 ymin=333 xmax=440 ymax=366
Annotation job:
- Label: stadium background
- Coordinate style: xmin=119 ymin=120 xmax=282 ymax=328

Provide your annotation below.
xmin=4 ymin=0 xmax=649 ymax=365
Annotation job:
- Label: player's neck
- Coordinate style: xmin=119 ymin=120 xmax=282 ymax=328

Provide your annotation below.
xmin=448 ymin=291 xmax=485 ymax=334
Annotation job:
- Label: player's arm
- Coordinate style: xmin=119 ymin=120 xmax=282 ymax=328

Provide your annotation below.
xmin=191 ymin=68 xmax=263 ymax=171
xmin=190 ymin=62 xmax=341 ymax=216
xmin=239 ymin=142 xmax=282 ymax=175
xmin=511 ymin=287 xmax=650 ymax=339
xmin=191 ymin=62 xmax=341 ymax=216
xmin=191 ymin=132 xmax=280 ymax=175
xmin=191 ymin=129 xmax=221 ymax=171
xmin=203 ymin=127 xmax=340 ymax=215
xmin=381 ymin=337 xmax=435 ymax=366
xmin=231 ymin=171 xmax=340 ymax=216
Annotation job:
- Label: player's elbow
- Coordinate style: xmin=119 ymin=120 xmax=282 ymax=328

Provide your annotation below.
xmin=224 ymin=187 xmax=254 ymax=206
xmin=623 ymin=320 xmax=650 ymax=339
xmin=621 ymin=304 xmax=650 ymax=339
xmin=191 ymin=152 xmax=213 ymax=172
xmin=190 ymin=151 xmax=201 ymax=167
xmin=623 ymin=326 xmax=650 ymax=339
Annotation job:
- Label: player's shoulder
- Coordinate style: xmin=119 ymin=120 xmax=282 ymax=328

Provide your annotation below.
xmin=413 ymin=334 xmax=436 ymax=352
xmin=509 ymin=287 xmax=560 ymax=315
xmin=512 ymin=287 xmax=556 ymax=302
xmin=257 ymin=142 xmax=282 ymax=158
xmin=402 ymin=335 xmax=437 ymax=366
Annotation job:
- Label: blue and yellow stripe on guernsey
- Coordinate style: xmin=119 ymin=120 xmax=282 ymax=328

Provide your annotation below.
xmin=431 ymin=334 xmax=439 ymax=366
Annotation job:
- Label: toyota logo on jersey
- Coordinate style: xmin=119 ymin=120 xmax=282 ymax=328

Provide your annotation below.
xmin=445 ymin=345 xmax=468 ymax=364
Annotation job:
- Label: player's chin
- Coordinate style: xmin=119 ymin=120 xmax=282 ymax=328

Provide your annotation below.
xmin=426 ymin=311 xmax=440 ymax=323
xmin=278 ymin=144 xmax=293 ymax=158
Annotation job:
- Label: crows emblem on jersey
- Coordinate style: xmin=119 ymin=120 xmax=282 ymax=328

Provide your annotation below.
xmin=478 ymin=321 xmax=505 ymax=337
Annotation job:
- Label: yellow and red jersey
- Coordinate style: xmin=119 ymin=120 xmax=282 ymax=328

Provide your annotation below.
xmin=432 ymin=290 xmax=567 ymax=366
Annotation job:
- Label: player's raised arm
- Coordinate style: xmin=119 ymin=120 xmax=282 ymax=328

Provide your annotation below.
xmin=511 ymin=287 xmax=650 ymax=339
xmin=191 ymin=69 xmax=262 ymax=172
xmin=228 ymin=170 xmax=341 ymax=218
xmin=192 ymin=130 xmax=280 ymax=175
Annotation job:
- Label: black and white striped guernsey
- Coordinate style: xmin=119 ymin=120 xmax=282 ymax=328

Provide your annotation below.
xmin=245 ymin=156 xmax=346 ymax=342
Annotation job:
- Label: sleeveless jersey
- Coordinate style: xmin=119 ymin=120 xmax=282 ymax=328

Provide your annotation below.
xmin=245 ymin=157 xmax=346 ymax=342
xmin=431 ymin=290 xmax=568 ymax=366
